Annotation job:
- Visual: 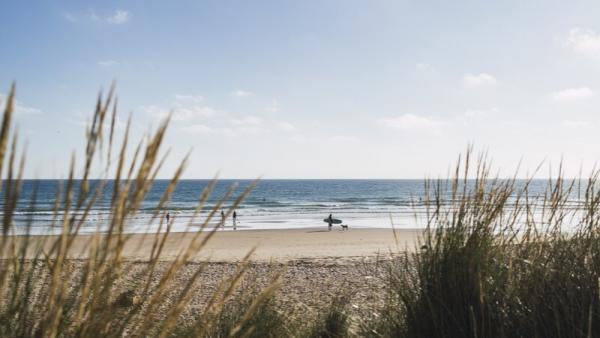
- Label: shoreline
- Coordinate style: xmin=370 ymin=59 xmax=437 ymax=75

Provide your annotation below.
xmin=9 ymin=227 xmax=423 ymax=262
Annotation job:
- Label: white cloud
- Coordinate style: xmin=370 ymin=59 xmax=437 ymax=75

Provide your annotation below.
xmin=139 ymin=105 xmax=167 ymax=119
xmin=377 ymin=114 xmax=442 ymax=130
xmin=181 ymin=115 xmax=265 ymax=137
xmin=140 ymin=104 xmax=215 ymax=122
xmin=143 ymin=95 xmax=272 ymax=137
xmin=181 ymin=124 xmax=214 ymax=134
xmin=416 ymin=63 xmax=435 ymax=72
xmin=231 ymin=116 xmax=262 ymax=126
xmin=64 ymin=9 xmax=130 ymax=25
xmin=173 ymin=94 xmax=204 ymax=103
xmin=564 ymin=28 xmax=600 ymax=57
xmin=98 ymin=60 xmax=118 ymax=67
xmin=551 ymin=87 xmax=594 ymax=101
xmin=0 ymin=94 xmax=42 ymax=116
xmin=232 ymin=89 xmax=253 ymax=97
xmin=173 ymin=106 xmax=215 ymax=120
xmin=141 ymin=94 xmax=216 ymax=121
xmin=226 ymin=116 xmax=264 ymax=135
xmin=186 ymin=124 xmax=262 ymax=137
xmin=89 ymin=11 xmax=101 ymax=22
xmin=62 ymin=12 xmax=79 ymax=23
xmin=463 ymin=107 xmax=499 ymax=126
xmin=463 ymin=73 xmax=497 ymax=87
xmin=107 ymin=10 xmax=130 ymax=24
xmin=266 ymin=100 xmax=280 ymax=113
xmin=278 ymin=122 xmax=295 ymax=132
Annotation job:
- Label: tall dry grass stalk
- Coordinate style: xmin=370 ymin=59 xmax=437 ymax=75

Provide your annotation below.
xmin=0 ymin=84 xmax=277 ymax=338
xmin=365 ymin=150 xmax=600 ymax=338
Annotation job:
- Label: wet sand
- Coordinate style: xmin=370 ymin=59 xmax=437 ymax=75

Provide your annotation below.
xmin=12 ymin=227 xmax=423 ymax=262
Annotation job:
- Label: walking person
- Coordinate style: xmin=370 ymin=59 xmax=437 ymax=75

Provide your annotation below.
xmin=166 ymin=212 xmax=170 ymax=223
xmin=233 ymin=211 xmax=237 ymax=230
xmin=220 ymin=209 xmax=225 ymax=227
xmin=327 ymin=213 xmax=333 ymax=231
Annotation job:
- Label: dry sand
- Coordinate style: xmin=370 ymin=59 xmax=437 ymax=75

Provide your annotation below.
xmin=14 ymin=227 xmax=423 ymax=262
xmin=6 ymin=228 xmax=425 ymax=326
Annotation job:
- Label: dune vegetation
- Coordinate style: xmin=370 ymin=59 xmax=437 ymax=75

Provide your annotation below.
xmin=1 ymin=85 xmax=599 ymax=337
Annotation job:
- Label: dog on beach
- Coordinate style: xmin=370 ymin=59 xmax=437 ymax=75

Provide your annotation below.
xmin=340 ymin=224 xmax=348 ymax=231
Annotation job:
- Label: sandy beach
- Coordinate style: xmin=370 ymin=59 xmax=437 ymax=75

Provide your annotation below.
xmin=5 ymin=227 xmax=424 ymax=325
xmin=13 ymin=227 xmax=423 ymax=262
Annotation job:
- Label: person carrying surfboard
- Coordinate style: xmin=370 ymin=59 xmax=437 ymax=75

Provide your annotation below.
xmin=323 ymin=215 xmax=341 ymax=230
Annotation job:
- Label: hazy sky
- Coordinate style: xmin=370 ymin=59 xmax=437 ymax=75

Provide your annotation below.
xmin=2 ymin=1 xmax=600 ymax=178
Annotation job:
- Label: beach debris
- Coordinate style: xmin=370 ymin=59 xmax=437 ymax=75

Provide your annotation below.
xmin=115 ymin=290 xmax=138 ymax=308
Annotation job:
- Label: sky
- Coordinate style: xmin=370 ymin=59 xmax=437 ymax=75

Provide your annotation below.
xmin=2 ymin=1 xmax=600 ymax=179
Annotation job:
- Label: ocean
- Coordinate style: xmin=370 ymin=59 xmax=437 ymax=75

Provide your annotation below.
xmin=2 ymin=179 xmax=580 ymax=234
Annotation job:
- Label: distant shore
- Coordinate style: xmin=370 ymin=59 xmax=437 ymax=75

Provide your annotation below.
xmin=11 ymin=227 xmax=423 ymax=262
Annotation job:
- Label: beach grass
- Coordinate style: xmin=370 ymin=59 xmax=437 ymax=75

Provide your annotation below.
xmin=2 ymin=84 xmax=600 ymax=337
xmin=0 ymin=84 xmax=287 ymax=337
xmin=363 ymin=152 xmax=600 ymax=337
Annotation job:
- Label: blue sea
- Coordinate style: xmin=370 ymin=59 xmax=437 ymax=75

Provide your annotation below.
xmin=2 ymin=179 xmax=580 ymax=234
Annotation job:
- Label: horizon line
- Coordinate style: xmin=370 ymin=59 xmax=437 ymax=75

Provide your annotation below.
xmin=12 ymin=177 xmax=587 ymax=181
